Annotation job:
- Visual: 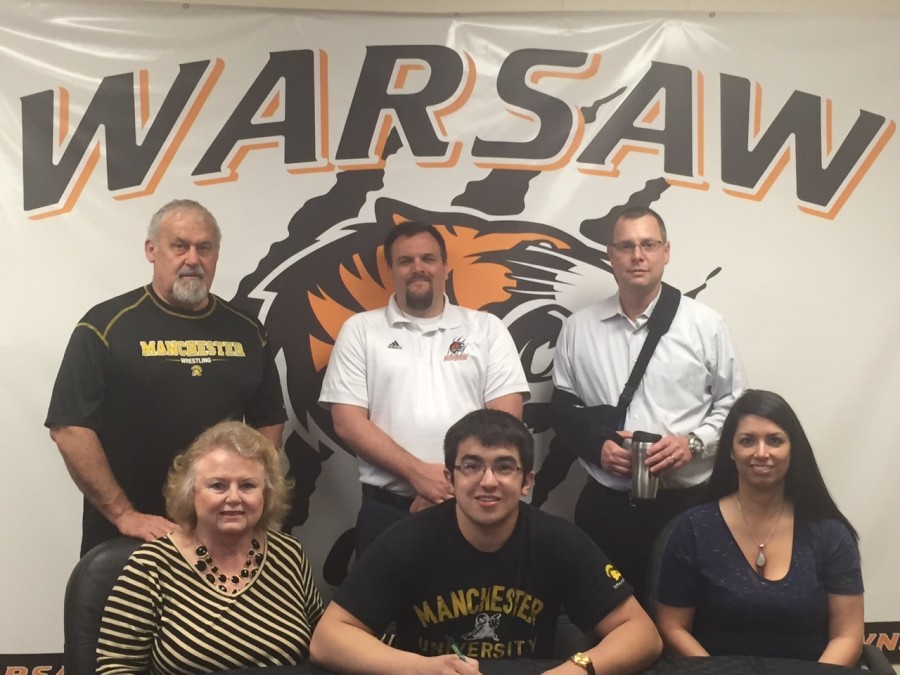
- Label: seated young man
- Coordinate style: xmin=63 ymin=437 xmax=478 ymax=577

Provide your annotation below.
xmin=310 ymin=409 xmax=662 ymax=675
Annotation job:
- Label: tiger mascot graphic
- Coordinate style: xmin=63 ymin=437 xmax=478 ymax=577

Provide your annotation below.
xmin=231 ymin=127 xmax=719 ymax=585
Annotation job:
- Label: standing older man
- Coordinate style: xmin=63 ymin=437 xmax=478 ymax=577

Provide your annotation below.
xmin=319 ymin=221 xmax=530 ymax=555
xmin=46 ymin=199 xmax=286 ymax=555
xmin=552 ymin=206 xmax=745 ymax=596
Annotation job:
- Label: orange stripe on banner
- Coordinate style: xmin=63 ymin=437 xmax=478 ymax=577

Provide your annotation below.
xmin=799 ymin=119 xmax=895 ymax=219
xmin=393 ymin=62 xmax=425 ymax=90
xmin=118 ymin=57 xmax=225 ymax=198
xmin=643 ymin=100 xmax=661 ymax=125
xmin=722 ymin=148 xmax=791 ymax=202
xmin=29 ymin=144 xmax=102 ymax=220
xmin=417 ymin=142 xmax=462 ymax=168
xmin=288 ymin=51 xmax=334 ymax=174
xmin=531 ymin=52 xmax=601 ymax=84
xmin=578 ymin=144 xmax=660 ymax=178
xmin=139 ymin=69 xmax=150 ymax=127
xmin=339 ymin=115 xmax=392 ymax=171
xmin=432 ymin=52 xmax=476 ymax=137
xmin=195 ymin=142 xmax=280 ymax=185
xmin=262 ymin=91 xmax=280 ymax=118
xmin=319 ymin=50 xmax=330 ymax=158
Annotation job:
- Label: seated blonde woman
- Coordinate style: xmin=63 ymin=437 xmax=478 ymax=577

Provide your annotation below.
xmin=96 ymin=421 xmax=323 ymax=674
xmin=656 ymin=390 xmax=863 ymax=666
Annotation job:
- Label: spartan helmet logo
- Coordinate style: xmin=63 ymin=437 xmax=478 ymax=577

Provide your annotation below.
xmin=230 ymin=116 xmax=722 ymax=586
xmin=605 ymin=563 xmax=623 ymax=582
xmin=190 ymin=365 xmax=203 ymax=377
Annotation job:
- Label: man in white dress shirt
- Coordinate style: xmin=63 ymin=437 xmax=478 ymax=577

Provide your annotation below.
xmin=552 ymin=206 xmax=745 ymax=596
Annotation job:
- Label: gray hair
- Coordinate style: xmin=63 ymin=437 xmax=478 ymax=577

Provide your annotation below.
xmin=147 ymin=199 xmax=221 ymax=245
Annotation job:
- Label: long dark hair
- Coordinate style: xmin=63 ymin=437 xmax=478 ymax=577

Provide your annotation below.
xmin=706 ymin=389 xmax=858 ymax=542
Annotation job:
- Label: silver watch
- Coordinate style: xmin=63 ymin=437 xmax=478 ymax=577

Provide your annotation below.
xmin=687 ymin=432 xmax=704 ymax=457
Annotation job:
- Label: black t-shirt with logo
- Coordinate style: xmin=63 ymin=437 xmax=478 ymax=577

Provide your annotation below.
xmin=46 ymin=285 xmax=286 ymax=553
xmin=334 ymin=500 xmax=632 ymax=660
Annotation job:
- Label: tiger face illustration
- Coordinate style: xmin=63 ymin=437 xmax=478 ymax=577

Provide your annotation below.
xmin=231 ymin=123 xmax=717 ymax=585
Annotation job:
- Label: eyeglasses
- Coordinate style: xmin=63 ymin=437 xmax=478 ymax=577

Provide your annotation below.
xmin=608 ymin=239 xmax=664 ymax=255
xmin=454 ymin=460 xmax=522 ymax=478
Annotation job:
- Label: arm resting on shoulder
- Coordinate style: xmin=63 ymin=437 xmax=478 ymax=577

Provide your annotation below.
xmin=820 ymin=593 xmax=863 ymax=667
xmin=655 ymin=603 xmax=709 ymax=657
xmin=310 ymin=601 xmax=480 ymax=675
xmin=485 ymin=392 xmax=524 ymax=419
xmin=330 ymin=403 xmax=453 ymax=504
xmin=49 ymin=425 xmax=177 ymax=541
xmin=544 ymin=596 xmax=662 ymax=675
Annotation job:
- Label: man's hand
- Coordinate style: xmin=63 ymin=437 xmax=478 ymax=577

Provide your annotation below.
xmin=409 ymin=461 xmax=455 ymax=504
xmin=646 ymin=435 xmax=692 ymax=475
xmin=409 ymin=495 xmax=437 ymax=513
xmin=114 ymin=509 xmax=180 ymax=542
xmin=600 ymin=431 xmax=633 ymax=476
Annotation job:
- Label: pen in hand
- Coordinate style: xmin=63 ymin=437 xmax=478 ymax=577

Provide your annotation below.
xmin=446 ymin=635 xmax=466 ymax=662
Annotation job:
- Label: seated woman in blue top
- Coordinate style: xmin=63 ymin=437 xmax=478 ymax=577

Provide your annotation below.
xmin=656 ymin=389 xmax=863 ymax=666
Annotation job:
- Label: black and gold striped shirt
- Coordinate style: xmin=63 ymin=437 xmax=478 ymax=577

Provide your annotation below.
xmin=97 ymin=530 xmax=323 ymax=674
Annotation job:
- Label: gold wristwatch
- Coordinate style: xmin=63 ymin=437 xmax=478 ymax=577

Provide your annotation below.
xmin=570 ymin=652 xmax=596 ymax=675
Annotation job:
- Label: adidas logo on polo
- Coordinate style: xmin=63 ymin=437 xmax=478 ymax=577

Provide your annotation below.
xmin=387 ymin=341 xmax=402 ymax=350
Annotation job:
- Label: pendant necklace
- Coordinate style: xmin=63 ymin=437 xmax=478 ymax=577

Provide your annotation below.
xmin=736 ymin=496 xmax=784 ymax=573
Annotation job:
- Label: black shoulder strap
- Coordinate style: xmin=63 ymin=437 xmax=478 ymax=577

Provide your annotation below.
xmin=616 ymin=282 xmax=681 ymax=413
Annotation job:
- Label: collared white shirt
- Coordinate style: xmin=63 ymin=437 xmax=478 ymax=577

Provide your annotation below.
xmin=553 ymin=289 xmax=746 ymax=490
xmin=320 ymin=294 xmax=530 ymax=495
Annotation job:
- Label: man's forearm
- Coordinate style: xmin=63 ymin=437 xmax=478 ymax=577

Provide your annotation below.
xmin=331 ymin=405 xmax=423 ymax=482
xmin=49 ymin=425 xmax=135 ymax=523
xmin=330 ymin=403 xmax=453 ymax=504
xmin=585 ymin=616 xmax=662 ymax=675
xmin=577 ymin=598 xmax=663 ymax=675
xmin=310 ymin=603 xmax=442 ymax=675
xmin=255 ymin=422 xmax=285 ymax=449
xmin=485 ymin=392 xmax=524 ymax=419
xmin=311 ymin=621 xmax=428 ymax=675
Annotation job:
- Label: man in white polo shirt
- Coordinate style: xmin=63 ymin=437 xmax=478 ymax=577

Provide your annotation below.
xmin=319 ymin=221 xmax=530 ymax=555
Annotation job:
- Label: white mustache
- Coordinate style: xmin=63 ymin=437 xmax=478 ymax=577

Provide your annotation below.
xmin=178 ymin=265 xmax=205 ymax=279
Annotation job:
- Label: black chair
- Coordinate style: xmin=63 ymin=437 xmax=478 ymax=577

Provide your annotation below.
xmin=643 ymin=515 xmax=892 ymax=673
xmin=643 ymin=513 xmax=683 ymax=622
xmin=859 ymin=645 xmax=894 ymax=674
xmin=63 ymin=536 xmax=142 ymax=675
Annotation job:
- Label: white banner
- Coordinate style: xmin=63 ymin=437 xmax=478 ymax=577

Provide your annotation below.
xmin=2 ymin=0 xmax=898 ymax=660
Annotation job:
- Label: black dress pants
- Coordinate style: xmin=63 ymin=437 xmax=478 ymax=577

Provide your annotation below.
xmin=574 ymin=479 xmax=705 ymax=600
